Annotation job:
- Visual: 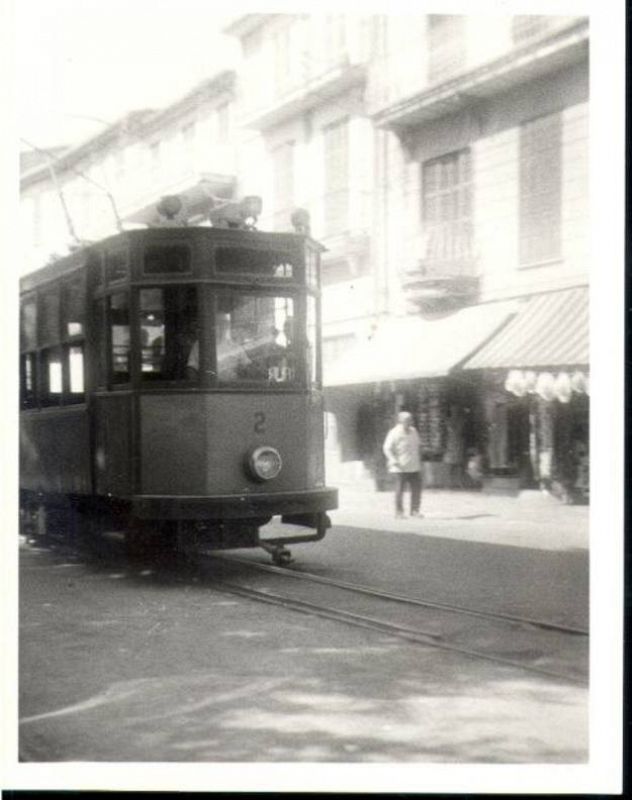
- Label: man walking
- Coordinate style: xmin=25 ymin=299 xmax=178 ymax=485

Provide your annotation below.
xmin=383 ymin=411 xmax=423 ymax=518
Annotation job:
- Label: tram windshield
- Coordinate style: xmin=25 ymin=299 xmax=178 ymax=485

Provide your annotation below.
xmin=136 ymin=286 xmax=315 ymax=387
xmin=217 ymin=293 xmax=297 ymax=384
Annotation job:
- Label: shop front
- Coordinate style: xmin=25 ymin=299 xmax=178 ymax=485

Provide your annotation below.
xmin=460 ymin=287 xmax=589 ymax=502
xmin=323 ymin=300 xmax=516 ymax=490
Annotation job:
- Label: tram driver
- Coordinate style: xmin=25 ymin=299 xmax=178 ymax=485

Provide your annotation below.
xmin=186 ymin=313 xmax=253 ymax=381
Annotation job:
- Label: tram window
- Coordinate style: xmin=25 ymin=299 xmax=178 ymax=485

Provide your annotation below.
xmin=305 ymin=248 xmax=319 ymax=288
xmin=306 ymin=295 xmax=319 ymax=386
xmin=62 ymin=274 xmax=86 ymax=337
xmin=41 ymin=348 xmax=63 ymax=406
xmin=139 ymin=286 xmax=198 ymax=382
xmin=215 ymin=247 xmax=295 ymax=278
xmin=105 ymin=249 xmax=129 ymax=283
xmin=67 ymin=344 xmax=85 ymax=400
xmin=214 ymin=293 xmax=296 ymax=384
xmin=109 ymin=292 xmax=130 ymax=384
xmin=143 ymin=245 xmax=191 ymax=275
xmin=39 ymin=288 xmax=60 ymax=347
xmin=20 ymin=353 xmax=37 ymax=409
xmin=20 ymin=298 xmax=37 ymax=351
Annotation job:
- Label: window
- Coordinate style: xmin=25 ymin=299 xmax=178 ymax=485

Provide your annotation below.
xmin=421 ymin=149 xmax=472 ymax=268
xmin=519 ymin=113 xmax=561 ymax=265
xmin=271 ymin=141 xmax=295 ymax=230
xmin=215 ymin=247 xmax=295 ymax=278
xmin=62 ymin=274 xmax=86 ymax=337
xmin=209 ymin=293 xmax=298 ymax=385
xmin=323 ymin=119 xmax=349 ymax=236
xmin=20 ymin=297 xmax=37 ymax=351
xmin=67 ymin=344 xmax=85 ymax=399
xmin=427 ymin=15 xmax=466 ymax=83
xmin=139 ymin=286 xmax=198 ymax=382
xmin=61 ymin=273 xmax=86 ymax=403
xmin=144 ymin=245 xmax=191 ymax=275
xmin=105 ymin=248 xmax=129 ymax=283
xmin=20 ymin=353 xmax=37 ymax=409
xmin=39 ymin=288 xmax=60 ymax=347
xmin=306 ymin=295 xmax=319 ymax=386
xmin=41 ymin=348 xmax=63 ymax=407
xmin=305 ymin=247 xmax=320 ymax=289
xmin=109 ymin=292 xmax=130 ymax=384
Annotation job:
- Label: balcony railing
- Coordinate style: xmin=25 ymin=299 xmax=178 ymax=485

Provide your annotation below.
xmin=401 ymin=229 xmax=479 ymax=311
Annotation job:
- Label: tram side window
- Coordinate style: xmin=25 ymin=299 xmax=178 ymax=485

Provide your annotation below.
xmin=20 ymin=298 xmax=37 ymax=351
xmin=62 ymin=274 xmax=86 ymax=337
xmin=39 ymin=288 xmax=60 ymax=346
xmin=139 ymin=286 xmax=198 ymax=382
xmin=62 ymin=274 xmax=86 ymax=403
xmin=213 ymin=293 xmax=296 ymax=384
xmin=41 ymin=348 xmax=63 ymax=406
xmin=306 ymin=295 xmax=319 ymax=386
xmin=109 ymin=292 xmax=130 ymax=384
xmin=20 ymin=353 xmax=37 ymax=409
xmin=20 ymin=298 xmax=38 ymax=409
xmin=66 ymin=344 xmax=85 ymax=401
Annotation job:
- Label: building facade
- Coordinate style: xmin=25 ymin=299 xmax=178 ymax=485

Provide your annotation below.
xmin=19 ymin=14 xmax=590 ymax=501
xmin=327 ymin=14 xmax=589 ymax=499
xmin=20 ymin=72 xmax=238 ymax=274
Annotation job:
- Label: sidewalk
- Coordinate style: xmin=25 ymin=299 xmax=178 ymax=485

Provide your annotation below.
xmin=329 ymin=484 xmax=589 ymax=552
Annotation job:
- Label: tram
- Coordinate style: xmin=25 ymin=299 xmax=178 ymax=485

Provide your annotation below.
xmin=19 ymin=196 xmax=337 ymax=565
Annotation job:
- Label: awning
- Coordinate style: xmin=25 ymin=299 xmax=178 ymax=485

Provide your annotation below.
xmin=462 ymin=287 xmax=589 ymax=370
xmin=324 ymin=300 xmax=517 ymax=387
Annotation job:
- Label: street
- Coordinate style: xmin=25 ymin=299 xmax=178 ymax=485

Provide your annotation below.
xmin=18 ymin=488 xmax=588 ymax=763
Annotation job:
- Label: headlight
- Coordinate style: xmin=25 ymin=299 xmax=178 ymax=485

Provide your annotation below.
xmin=248 ymin=446 xmax=283 ymax=481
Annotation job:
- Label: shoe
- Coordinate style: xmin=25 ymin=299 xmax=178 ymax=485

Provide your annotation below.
xmin=395 ymin=512 xmax=405 ymax=518
xmin=410 ymin=511 xmax=424 ymax=518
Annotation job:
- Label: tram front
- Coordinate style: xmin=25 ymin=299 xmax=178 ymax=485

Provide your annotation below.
xmin=112 ymin=220 xmax=337 ymax=562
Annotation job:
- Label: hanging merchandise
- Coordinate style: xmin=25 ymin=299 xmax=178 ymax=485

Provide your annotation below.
xmin=524 ymin=370 xmax=537 ymax=393
xmin=570 ymin=371 xmax=588 ymax=394
xmin=535 ymin=372 xmax=556 ymax=401
xmin=554 ymin=372 xmax=572 ymax=403
xmin=504 ymin=369 xmax=526 ymax=397
xmin=505 ymin=369 xmax=589 ymax=400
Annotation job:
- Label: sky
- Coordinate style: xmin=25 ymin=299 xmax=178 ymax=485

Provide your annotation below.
xmin=17 ymin=0 xmax=238 ymax=151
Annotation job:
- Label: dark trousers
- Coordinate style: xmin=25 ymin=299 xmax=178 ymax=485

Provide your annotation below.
xmin=395 ymin=471 xmax=422 ymax=514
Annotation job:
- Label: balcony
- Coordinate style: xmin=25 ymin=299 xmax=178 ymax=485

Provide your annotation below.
xmin=402 ymin=248 xmax=479 ymax=312
xmin=370 ymin=18 xmax=588 ymax=130
xmin=241 ymin=58 xmax=367 ymax=130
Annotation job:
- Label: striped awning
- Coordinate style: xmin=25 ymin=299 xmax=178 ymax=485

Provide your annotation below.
xmin=324 ymin=300 xmax=517 ymax=387
xmin=462 ymin=287 xmax=589 ymax=370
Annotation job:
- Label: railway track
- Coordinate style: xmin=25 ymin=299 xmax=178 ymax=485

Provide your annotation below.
xmin=199 ymin=552 xmax=588 ymax=685
xmin=207 ymin=552 xmax=588 ymax=636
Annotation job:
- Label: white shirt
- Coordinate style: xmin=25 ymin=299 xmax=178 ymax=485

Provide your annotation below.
xmin=383 ymin=424 xmax=422 ymax=473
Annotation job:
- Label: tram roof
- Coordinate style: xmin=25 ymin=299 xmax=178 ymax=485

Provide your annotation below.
xmin=20 ymin=226 xmax=323 ymax=294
